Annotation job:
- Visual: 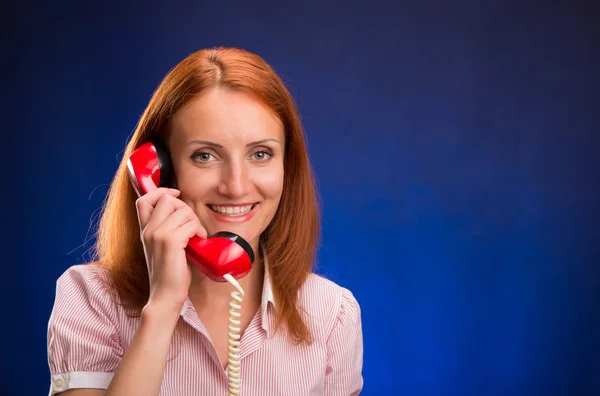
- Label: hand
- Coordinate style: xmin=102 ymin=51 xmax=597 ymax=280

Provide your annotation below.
xmin=135 ymin=188 xmax=208 ymax=312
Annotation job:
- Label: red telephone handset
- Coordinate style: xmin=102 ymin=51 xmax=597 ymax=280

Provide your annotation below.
xmin=126 ymin=141 xmax=254 ymax=282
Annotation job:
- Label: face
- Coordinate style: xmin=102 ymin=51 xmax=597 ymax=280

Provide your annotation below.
xmin=167 ymin=87 xmax=285 ymax=254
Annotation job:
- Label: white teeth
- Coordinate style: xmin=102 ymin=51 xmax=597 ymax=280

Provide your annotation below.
xmin=209 ymin=204 xmax=253 ymax=216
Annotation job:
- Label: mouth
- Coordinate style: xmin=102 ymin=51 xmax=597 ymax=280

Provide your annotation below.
xmin=207 ymin=203 xmax=259 ymax=217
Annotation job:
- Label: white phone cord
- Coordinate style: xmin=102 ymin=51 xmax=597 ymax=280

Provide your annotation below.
xmin=223 ymin=274 xmax=244 ymax=396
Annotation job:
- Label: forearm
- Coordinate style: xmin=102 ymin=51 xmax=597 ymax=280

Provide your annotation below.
xmin=105 ymin=302 xmax=180 ymax=396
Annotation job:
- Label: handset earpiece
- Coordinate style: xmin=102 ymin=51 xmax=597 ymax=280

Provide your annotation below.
xmin=151 ymin=139 xmax=175 ymax=189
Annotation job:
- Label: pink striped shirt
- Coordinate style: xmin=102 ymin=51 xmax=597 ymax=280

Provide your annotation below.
xmin=47 ymin=256 xmax=364 ymax=395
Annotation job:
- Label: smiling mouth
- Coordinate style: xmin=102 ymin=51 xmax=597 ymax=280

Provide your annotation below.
xmin=207 ymin=203 xmax=258 ymax=216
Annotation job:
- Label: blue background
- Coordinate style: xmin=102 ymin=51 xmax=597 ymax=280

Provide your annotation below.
xmin=4 ymin=0 xmax=599 ymax=395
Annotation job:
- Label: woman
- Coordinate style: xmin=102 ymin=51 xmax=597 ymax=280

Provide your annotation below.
xmin=47 ymin=47 xmax=363 ymax=396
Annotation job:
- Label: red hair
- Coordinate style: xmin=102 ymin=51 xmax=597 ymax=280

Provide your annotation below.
xmin=92 ymin=47 xmax=320 ymax=345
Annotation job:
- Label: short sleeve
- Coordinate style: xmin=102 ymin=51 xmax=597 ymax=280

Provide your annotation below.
xmin=324 ymin=288 xmax=364 ymax=395
xmin=47 ymin=264 xmax=123 ymax=395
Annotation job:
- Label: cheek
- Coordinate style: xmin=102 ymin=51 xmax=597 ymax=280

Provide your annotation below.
xmin=174 ymin=167 xmax=217 ymax=200
xmin=254 ymin=167 xmax=284 ymax=201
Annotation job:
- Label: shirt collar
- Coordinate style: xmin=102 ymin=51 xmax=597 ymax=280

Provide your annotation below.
xmin=260 ymin=241 xmax=276 ymax=336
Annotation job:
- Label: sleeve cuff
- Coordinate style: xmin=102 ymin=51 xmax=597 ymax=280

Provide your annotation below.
xmin=49 ymin=371 xmax=114 ymax=395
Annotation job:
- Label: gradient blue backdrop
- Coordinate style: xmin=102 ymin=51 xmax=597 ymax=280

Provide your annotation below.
xmin=4 ymin=0 xmax=599 ymax=395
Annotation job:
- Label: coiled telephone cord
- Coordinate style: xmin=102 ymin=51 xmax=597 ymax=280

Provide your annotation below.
xmin=223 ymin=274 xmax=244 ymax=396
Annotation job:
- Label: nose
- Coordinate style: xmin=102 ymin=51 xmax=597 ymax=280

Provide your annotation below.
xmin=217 ymin=159 xmax=251 ymax=198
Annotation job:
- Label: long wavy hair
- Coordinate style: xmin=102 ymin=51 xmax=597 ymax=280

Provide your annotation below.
xmin=91 ymin=47 xmax=321 ymax=345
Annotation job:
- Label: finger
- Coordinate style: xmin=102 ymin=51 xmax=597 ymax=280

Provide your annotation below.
xmin=142 ymin=193 xmax=187 ymax=233
xmin=173 ymin=220 xmax=206 ymax=248
xmin=142 ymin=193 xmax=185 ymax=229
xmin=158 ymin=206 xmax=208 ymax=240
xmin=136 ymin=188 xmax=180 ymax=230
xmin=155 ymin=206 xmax=200 ymax=233
xmin=156 ymin=218 xmax=204 ymax=253
xmin=195 ymin=222 xmax=208 ymax=239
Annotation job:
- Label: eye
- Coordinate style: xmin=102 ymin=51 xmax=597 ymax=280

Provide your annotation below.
xmin=252 ymin=150 xmax=272 ymax=161
xmin=191 ymin=151 xmax=216 ymax=162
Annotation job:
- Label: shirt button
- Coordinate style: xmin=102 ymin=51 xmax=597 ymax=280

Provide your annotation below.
xmin=54 ymin=378 xmax=65 ymax=388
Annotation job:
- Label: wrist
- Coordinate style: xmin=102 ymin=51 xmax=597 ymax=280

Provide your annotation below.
xmin=142 ymin=299 xmax=184 ymax=325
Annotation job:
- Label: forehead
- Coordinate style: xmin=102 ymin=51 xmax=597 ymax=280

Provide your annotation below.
xmin=169 ymin=87 xmax=284 ymax=145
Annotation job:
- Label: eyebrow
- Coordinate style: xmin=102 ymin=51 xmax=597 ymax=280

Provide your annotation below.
xmin=184 ymin=139 xmax=281 ymax=148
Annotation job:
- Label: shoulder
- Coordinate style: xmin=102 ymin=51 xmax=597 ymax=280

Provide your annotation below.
xmin=52 ymin=263 xmax=118 ymax=318
xmin=57 ymin=262 xmax=111 ymax=284
xmin=298 ymin=273 xmax=362 ymax=340
xmin=55 ymin=262 xmax=112 ymax=295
